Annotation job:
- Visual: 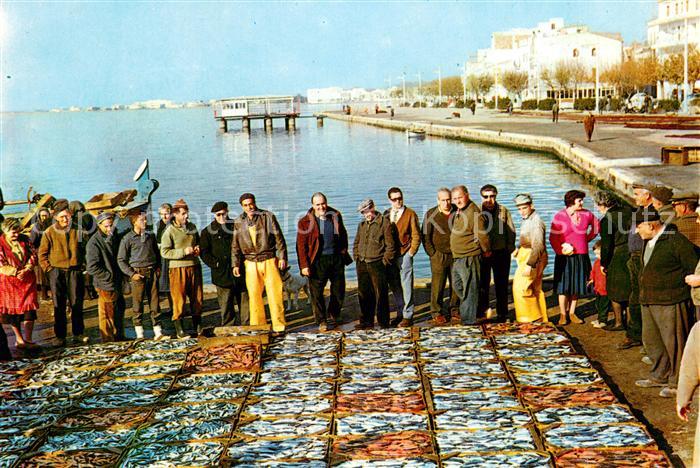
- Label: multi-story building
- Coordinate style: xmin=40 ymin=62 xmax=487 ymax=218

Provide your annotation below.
xmin=307 ymin=87 xmax=344 ymax=104
xmin=466 ymin=18 xmax=623 ymax=106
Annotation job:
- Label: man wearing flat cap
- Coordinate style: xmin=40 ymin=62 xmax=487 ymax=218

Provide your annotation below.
xmin=201 ymin=201 xmax=248 ymax=327
xmin=650 ymin=185 xmax=675 ymax=224
xmin=87 ymin=211 xmax=126 ymax=342
xmin=231 ymin=193 xmax=287 ymax=334
xmin=671 ymin=192 xmax=700 ymax=248
xmin=353 ymin=198 xmax=396 ymax=329
xmin=160 ymin=198 xmax=203 ymax=338
xmin=38 ymin=198 xmax=89 ymax=346
xmin=635 ymin=206 xmax=698 ymax=398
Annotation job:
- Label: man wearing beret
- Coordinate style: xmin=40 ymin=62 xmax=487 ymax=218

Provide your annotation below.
xmin=201 ymin=201 xmax=248 ymax=327
xmin=38 ymin=199 xmax=88 ymax=346
xmin=160 ymin=199 xmax=203 ymax=338
xmin=353 ymin=199 xmax=396 ymax=329
xmin=671 ymin=192 xmax=700 ymax=248
xmin=87 ymin=211 xmax=126 ymax=342
xmin=231 ymin=193 xmax=287 ymax=334
xmin=635 ymin=207 xmax=699 ymax=398
xmin=650 ymin=185 xmax=675 ymax=224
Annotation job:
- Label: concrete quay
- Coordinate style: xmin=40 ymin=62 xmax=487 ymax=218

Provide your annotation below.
xmin=322 ymin=108 xmax=699 ymax=201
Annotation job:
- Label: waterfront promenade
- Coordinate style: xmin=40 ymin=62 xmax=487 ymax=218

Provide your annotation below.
xmin=324 ymin=107 xmax=699 ymax=201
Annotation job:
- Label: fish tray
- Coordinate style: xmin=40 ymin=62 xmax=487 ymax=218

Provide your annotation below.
xmin=431 ymin=390 xmax=523 ymax=412
xmin=135 ymin=337 xmax=199 ymax=352
xmin=164 ymin=385 xmax=249 ymax=404
xmin=417 ymin=336 xmax=492 ymax=351
xmin=55 ymin=408 xmax=153 ymax=431
xmin=343 ymin=328 xmax=412 ymax=344
xmin=435 ymin=426 xmax=537 ymax=455
xmin=338 ymin=378 xmax=422 ymax=395
xmin=108 ymin=361 xmax=184 ymax=379
xmin=542 ymin=423 xmax=657 ymax=451
xmin=184 ymin=341 xmax=262 ymax=374
xmin=17 ymin=448 xmax=122 ymax=467
xmin=151 ymin=401 xmax=242 ymax=423
xmin=213 ymin=324 xmax=271 ymax=344
xmin=78 ymin=391 xmax=164 ymax=409
xmin=0 ymin=412 xmax=60 ymax=437
xmin=417 ymin=325 xmax=484 ymax=338
xmin=492 ymin=333 xmax=569 ymax=347
xmin=512 ymin=370 xmax=603 ymax=388
xmin=38 ymin=427 xmax=137 ymax=452
xmin=174 ymin=371 xmax=256 ymax=388
xmin=119 ymin=440 xmax=226 ymax=467
xmin=433 ymin=409 xmax=532 ymax=430
xmin=235 ymin=414 xmax=332 ymax=439
xmin=243 ymin=396 xmax=333 ymax=418
xmin=496 ymin=344 xmax=577 ymax=360
xmin=0 ymin=398 xmax=73 ymax=416
xmin=422 ymin=360 xmax=505 ymax=378
xmin=339 ymin=364 xmax=419 ymax=381
xmin=554 ymin=447 xmax=672 ymax=467
xmin=225 ymin=435 xmax=329 ymax=464
xmin=331 ymin=430 xmax=435 ymax=460
xmin=0 ymin=359 xmax=44 ymax=375
xmin=131 ymin=419 xmax=234 ymax=445
xmin=116 ymin=349 xmax=187 ymax=365
xmin=519 ymin=385 xmax=617 ymax=409
xmin=260 ymin=366 xmax=337 ymax=384
xmin=340 ymin=352 xmax=415 ymax=367
xmin=335 ymin=393 xmax=427 ymax=414
xmin=441 ymin=450 xmax=552 ymax=467
xmin=505 ymin=357 xmax=592 ymax=374
xmin=533 ymin=404 xmax=636 ymax=427
xmin=332 ymin=457 xmax=438 ymax=467
xmin=484 ymin=322 xmax=559 ymax=336
xmin=92 ymin=375 xmax=176 ymax=395
xmin=429 ymin=374 xmax=513 ymax=393
xmin=335 ymin=412 xmax=430 ymax=436
xmin=250 ymin=380 xmax=334 ymax=399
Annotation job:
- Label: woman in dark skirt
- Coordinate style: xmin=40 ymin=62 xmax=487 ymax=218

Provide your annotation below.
xmin=594 ymin=190 xmax=632 ymax=331
xmin=156 ymin=203 xmax=173 ymax=311
xmin=550 ymin=190 xmax=600 ymax=325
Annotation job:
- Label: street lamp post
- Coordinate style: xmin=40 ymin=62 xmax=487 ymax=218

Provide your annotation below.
xmin=434 ymin=67 xmax=442 ymax=104
xmin=682 ymin=11 xmax=689 ymax=114
xmin=398 ymin=74 xmax=406 ymax=106
xmin=385 ymin=77 xmax=392 ymax=106
xmin=462 ymin=62 xmax=467 ymax=104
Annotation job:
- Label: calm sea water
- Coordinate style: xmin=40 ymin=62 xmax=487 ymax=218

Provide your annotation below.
xmin=1 ymin=107 xmax=598 ymax=281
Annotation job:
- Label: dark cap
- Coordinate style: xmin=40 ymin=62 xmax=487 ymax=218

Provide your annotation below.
xmin=211 ymin=201 xmax=228 ymax=213
xmin=96 ymin=211 xmax=115 ymax=225
xmin=650 ymin=186 xmax=673 ymax=205
xmin=634 ymin=206 xmax=661 ymax=225
xmin=671 ymin=191 xmax=699 ymax=204
xmin=172 ymin=199 xmax=189 ymax=212
xmin=53 ymin=198 xmax=70 ymax=214
xmin=239 ymin=193 xmax=255 ymax=204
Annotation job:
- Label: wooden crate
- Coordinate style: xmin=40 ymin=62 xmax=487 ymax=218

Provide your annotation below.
xmin=661 ymin=146 xmax=688 ymax=165
xmin=685 ymin=146 xmax=700 ymax=163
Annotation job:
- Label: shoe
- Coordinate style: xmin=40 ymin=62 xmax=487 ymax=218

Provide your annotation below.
xmin=173 ymin=320 xmax=188 ymax=339
xmin=390 ymin=316 xmax=403 ymax=327
xmin=134 ymin=326 xmax=145 ymax=340
xmin=73 ymin=335 xmax=90 ymax=344
xmin=432 ymin=315 xmax=448 ymax=325
xmin=397 ymin=319 xmax=412 ymax=328
xmin=318 ymin=322 xmax=328 ymax=333
xmin=56 ymin=338 xmax=67 ymax=347
xmin=271 ymin=330 xmax=286 ymax=338
xmin=450 ymin=313 xmax=461 ymax=325
xmin=570 ymin=314 xmax=584 ymax=324
xmin=603 ymin=324 xmax=625 ymax=331
xmin=617 ymin=338 xmax=642 ymax=350
xmin=659 ymin=387 xmax=677 ymax=398
xmin=641 ymin=356 xmax=653 ymax=365
xmin=378 ymin=323 xmax=391 ymax=329
xmin=354 ymin=322 xmax=373 ymax=331
xmin=23 ymin=341 xmax=41 ymax=350
xmin=558 ymin=314 xmax=569 ymax=326
xmin=153 ymin=325 xmax=170 ymax=341
xmin=326 ymin=317 xmax=337 ymax=330
xmin=635 ymin=378 xmax=667 ymax=388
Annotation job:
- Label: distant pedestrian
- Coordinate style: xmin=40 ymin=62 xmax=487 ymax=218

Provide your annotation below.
xmin=118 ymin=210 xmax=169 ymax=340
xmin=478 ymin=184 xmax=515 ymax=322
xmin=635 ymin=206 xmax=698 ymax=398
xmin=512 ymin=194 xmax=548 ymax=323
xmin=470 ymin=101 xmax=476 ymax=115
xmin=161 ymin=199 xmax=203 ymax=338
xmin=549 ymin=190 xmax=599 ymax=325
xmin=86 ymin=211 xmax=126 ymax=343
xmin=201 ymin=201 xmax=248 ymax=328
xmin=0 ymin=218 xmax=40 ymax=350
xmin=38 ymin=199 xmax=88 ymax=346
xmin=422 ymin=188 xmax=459 ymax=325
xmin=552 ymin=101 xmax=559 ymax=123
xmin=353 ymin=199 xmax=396 ymax=330
xmin=583 ymin=112 xmax=595 ymax=142
xmin=450 ymin=185 xmax=491 ymax=325
xmin=297 ymin=193 xmax=351 ymax=332
xmin=384 ymin=187 xmax=421 ymax=327
xmin=588 ymin=241 xmax=611 ymax=328
xmin=671 ymin=192 xmax=700 ymax=247
xmin=231 ymin=193 xmax=287 ymax=334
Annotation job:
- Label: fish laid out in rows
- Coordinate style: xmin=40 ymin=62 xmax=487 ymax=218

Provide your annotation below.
xmin=121 ymin=441 xmax=225 ymax=467
xmin=336 ymin=412 xmax=429 ymax=435
xmin=184 ymin=343 xmax=260 ymax=373
xmin=59 ymin=341 xmax=132 ymax=358
xmin=135 ymin=337 xmax=198 ymax=351
xmin=39 ymin=428 xmax=135 ymax=452
xmin=250 ymin=380 xmax=333 ymax=398
xmin=543 ymin=423 xmax=655 ymax=450
xmin=332 ymin=430 xmax=433 ymax=459
xmin=432 ymin=390 xmax=522 ymax=411
xmin=44 ymin=354 xmax=116 ymax=370
xmin=117 ymin=350 xmax=187 ymax=364
xmin=175 ymin=371 xmax=254 ymax=388
xmin=24 ymin=366 xmax=103 ymax=384
xmin=344 ymin=341 xmax=415 ymax=353
xmin=520 ymin=385 xmax=618 ymax=408
xmin=514 ymin=369 xmax=602 ymax=387
xmin=0 ymin=413 xmax=59 ymax=436
xmin=0 ymin=397 xmax=72 ymax=414
xmin=434 ymin=409 xmax=531 ymax=430
xmin=493 ymin=333 xmax=569 ymax=347
xmin=227 ymin=436 xmax=327 ymax=463
xmin=134 ymin=419 xmax=233 ymax=443
xmin=535 ymin=405 xmax=635 ymax=426
xmin=165 ymin=385 xmax=248 ymax=403
xmin=496 ymin=345 xmax=577 ymax=359
xmin=554 ymin=447 xmax=671 ymax=467
xmin=108 ymin=362 xmax=182 ymax=378
xmin=505 ymin=356 xmax=591 ymax=373
xmin=0 ymin=359 xmax=43 ymax=374
xmin=17 ymin=450 xmax=121 ymax=467
xmin=335 ymin=458 xmax=437 ymax=467
xmin=58 ymin=408 xmax=150 ymax=430
xmin=418 ymin=336 xmax=491 ymax=350
xmin=335 ymin=393 xmax=426 ymax=413
xmin=420 ymin=326 xmax=484 ymax=338
xmin=340 ymin=378 xmax=422 ymax=394
xmin=94 ymin=376 xmax=174 ymax=394
xmin=430 ymin=375 xmax=512 ymax=392
xmin=441 ymin=451 xmax=552 ymax=467
xmin=344 ymin=328 xmax=412 ymax=343
xmin=152 ymin=401 xmax=240 ymax=423
xmin=341 ymin=352 xmax=415 ymax=366
xmin=79 ymin=391 xmax=161 ymax=409
xmin=260 ymin=366 xmax=336 ymax=383
xmin=246 ymin=396 xmax=332 ymax=417
xmin=237 ymin=415 xmax=330 ymax=438
xmin=423 ymin=360 xmax=504 ymax=377
xmin=340 ymin=364 xmax=419 ymax=381
xmin=436 ymin=427 xmax=536 ymax=454
xmin=418 ymin=348 xmax=497 ymax=362
xmin=263 ymin=354 xmax=337 ymax=369
xmin=484 ymin=322 xmax=558 ymax=335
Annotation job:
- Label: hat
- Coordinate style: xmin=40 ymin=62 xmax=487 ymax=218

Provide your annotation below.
xmin=96 ymin=211 xmax=115 ymax=225
xmin=671 ymin=191 xmax=699 ymax=204
xmin=211 ymin=201 xmax=228 ymax=213
xmin=513 ymin=193 xmax=532 ymax=206
xmin=53 ymin=199 xmax=70 ymax=214
xmin=239 ymin=193 xmax=255 ymax=204
xmin=633 ymin=206 xmax=661 ymax=225
xmin=650 ymin=186 xmax=673 ymax=204
xmin=631 ymin=182 xmax=651 ymax=190
xmin=357 ymin=198 xmax=375 ymax=213
xmin=172 ymin=199 xmax=189 ymax=211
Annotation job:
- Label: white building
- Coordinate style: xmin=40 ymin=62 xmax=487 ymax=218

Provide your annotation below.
xmin=307 ymin=87 xmax=344 ymax=104
xmin=466 ymin=18 xmax=623 ymax=105
xmin=307 ymin=87 xmax=390 ymax=104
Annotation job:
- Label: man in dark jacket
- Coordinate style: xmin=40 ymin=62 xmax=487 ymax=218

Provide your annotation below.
xmin=86 ymin=211 xmax=125 ymax=343
xmin=422 ymin=187 xmax=459 ymax=324
xmin=635 ymin=207 xmax=699 ymax=398
xmin=118 ymin=210 xmax=167 ymax=340
xmin=353 ymin=199 xmax=397 ymax=330
xmin=478 ymin=184 xmax=516 ymax=322
xmin=231 ymin=193 xmax=287 ymax=333
xmin=297 ymin=193 xmax=351 ymax=332
xmin=201 ymin=201 xmax=248 ymax=327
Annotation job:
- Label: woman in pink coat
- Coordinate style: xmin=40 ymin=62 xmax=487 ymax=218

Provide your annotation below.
xmin=549 ymin=190 xmax=599 ymax=325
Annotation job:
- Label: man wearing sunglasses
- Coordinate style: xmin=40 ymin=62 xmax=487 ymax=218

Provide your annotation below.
xmin=384 ymin=187 xmax=421 ymax=327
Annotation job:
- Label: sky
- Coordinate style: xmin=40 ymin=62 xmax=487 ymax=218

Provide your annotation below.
xmin=1 ymin=1 xmax=657 ymax=111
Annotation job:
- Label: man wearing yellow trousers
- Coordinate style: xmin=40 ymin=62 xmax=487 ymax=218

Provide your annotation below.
xmin=231 ymin=193 xmax=287 ymax=333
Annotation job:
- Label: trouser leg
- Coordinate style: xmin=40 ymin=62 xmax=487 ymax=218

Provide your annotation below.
xmin=357 ymin=261 xmax=375 ymax=326
xmin=261 ymin=258 xmax=286 ymax=332
xmin=216 ymin=286 xmax=235 ymax=326
xmin=146 ymin=271 xmax=162 ymax=328
xmin=651 ymin=302 xmax=690 ymax=387
xmin=492 ymin=250 xmax=511 ymax=321
xmin=131 ymin=276 xmax=147 ymax=327
xmin=455 ymin=256 xmax=480 ymax=325
xmin=237 ymin=290 xmax=249 ymax=326
xmin=595 ymin=295 xmax=612 ymax=323
xmin=327 ymin=255 xmax=345 ymax=320
xmin=186 ymin=265 xmax=203 ymax=318
xmin=399 ymin=253 xmax=415 ymax=319
xmin=429 ymin=253 xmax=448 ymax=316
xmin=67 ymin=270 xmax=85 ymax=336
xmin=478 ymin=255 xmax=493 ymax=318
xmin=169 ymin=268 xmax=186 ymax=321
xmin=308 ymin=259 xmax=329 ymax=325
xmin=369 ymin=261 xmax=390 ymax=327
xmin=387 ymin=255 xmax=405 ymax=316
xmin=626 ymin=255 xmax=643 ymax=342
xmin=97 ymin=288 xmax=118 ymax=342
xmin=642 ymin=305 xmax=670 ymax=384
xmin=245 ymin=261 xmax=267 ymax=327
xmin=49 ymin=268 xmax=68 ymax=339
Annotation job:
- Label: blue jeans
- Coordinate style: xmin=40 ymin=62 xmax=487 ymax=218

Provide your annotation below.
xmin=452 ymin=256 xmax=481 ymax=324
xmin=388 ymin=254 xmax=415 ymax=319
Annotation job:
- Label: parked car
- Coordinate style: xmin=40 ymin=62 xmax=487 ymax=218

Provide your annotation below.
xmin=682 ymin=93 xmax=700 ymax=115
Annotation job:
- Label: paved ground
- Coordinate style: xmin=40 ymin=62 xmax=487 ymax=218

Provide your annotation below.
xmin=5 ymin=276 xmax=694 ymax=466
xmin=347 ymin=107 xmax=700 ymax=194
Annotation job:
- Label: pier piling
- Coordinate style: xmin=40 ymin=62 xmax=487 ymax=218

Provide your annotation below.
xmin=218 ymin=119 xmax=228 ymax=132
xmin=264 ymin=117 xmax=273 ymax=132
xmin=316 ymin=116 xmax=324 ymax=127
xmin=288 ymin=117 xmax=296 ymax=131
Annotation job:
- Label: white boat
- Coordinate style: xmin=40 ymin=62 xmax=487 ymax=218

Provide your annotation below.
xmin=406 ymin=128 xmax=426 ymax=139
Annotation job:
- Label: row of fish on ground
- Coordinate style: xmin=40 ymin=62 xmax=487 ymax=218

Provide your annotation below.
xmin=0 ymin=320 xmax=672 ymax=466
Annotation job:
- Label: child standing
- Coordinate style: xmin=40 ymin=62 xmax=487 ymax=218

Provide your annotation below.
xmin=589 ymin=241 xmax=611 ymax=328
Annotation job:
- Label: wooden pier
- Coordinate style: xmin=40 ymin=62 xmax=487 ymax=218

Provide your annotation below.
xmin=213 ymin=95 xmax=324 ymax=132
